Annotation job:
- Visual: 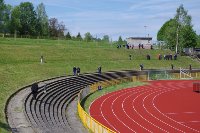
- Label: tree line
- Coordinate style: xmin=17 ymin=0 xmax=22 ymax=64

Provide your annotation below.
xmin=0 ymin=0 xmax=126 ymax=43
xmin=157 ymin=4 xmax=200 ymax=52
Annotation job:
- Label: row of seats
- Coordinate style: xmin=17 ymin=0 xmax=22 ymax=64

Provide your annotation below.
xmin=24 ymin=71 xmax=135 ymax=133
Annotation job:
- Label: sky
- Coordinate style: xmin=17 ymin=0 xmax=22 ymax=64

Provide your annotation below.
xmin=4 ymin=0 xmax=200 ymax=41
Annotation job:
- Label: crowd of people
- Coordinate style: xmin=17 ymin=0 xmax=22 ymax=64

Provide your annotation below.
xmin=145 ymin=53 xmax=178 ymax=60
xmin=117 ymin=44 xmax=153 ymax=50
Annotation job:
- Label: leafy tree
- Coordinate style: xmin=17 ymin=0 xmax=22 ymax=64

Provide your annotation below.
xmin=118 ymin=36 xmax=123 ymax=44
xmin=179 ymin=25 xmax=197 ymax=48
xmin=48 ymin=18 xmax=66 ymax=37
xmin=2 ymin=4 xmax=12 ymax=33
xmin=36 ymin=3 xmax=49 ymax=36
xmin=197 ymin=35 xmax=200 ymax=47
xmin=65 ymin=32 xmax=71 ymax=40
xmin=57 ymin=21 xmax=66 ymax=37
xmin=84 ymin=32 xmax=93 ymax=42
xmin=10 ymin=6 xmax=21 ymax=34
xmin=102 ymin=35 xmax=109 ymax=42
xmin=19 ymin=2 xmax=37 ymax=35
xmin=76 ymin=32 xmax=82 ymax=41
xmin=0 ymin=0 xmax=5 ymax=32
xmin=48 ymin=18 xmax=58 ymax=37
xmin=157 ymin=19 xmax=177 ymax=49
xmin=157 ymin=4 xmax=197 ymax=51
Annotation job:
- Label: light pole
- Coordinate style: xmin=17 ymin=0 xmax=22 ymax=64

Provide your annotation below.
xmin=144 ymin=26 xmax=147 ymax=37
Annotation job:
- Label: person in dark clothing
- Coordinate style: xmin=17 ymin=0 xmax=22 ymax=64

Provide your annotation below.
xmin=98 ymin=66 xmax=102 ymax=74
xmin=138 ymin=44 xmax=141 ymax=49
xmin=141 ymin=44 xmax=144 ymax=49
xmin=73 ymin=66 xmax=76 ymax=76
xmin=171 ymin=64 xmax=174 ymax=70
xmin=174 ymin=54 xmax=177 ymax=60
xmin=146 ymin=54 xmax=150 ymax=60
xmin=189 ymin=64 xmax=192 ymax=71
xmin=140 ymin=64 xmax=144 ymax=71
xmin=129 ymin=54 xmax=132 ymax=60
xmin=151 ymin=45 xmax=153 ymax=50
xmin=31 ymin=82 xmax=39 ymax=100
xmin=77 ymin=67 xmax=80 ymax=75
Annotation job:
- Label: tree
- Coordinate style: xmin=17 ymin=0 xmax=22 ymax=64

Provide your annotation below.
xmin=0 ymin=0 xmax=5 ymax=32
xmin=10 ymin=6 xmax=21 ymax=34
xmin=179 ymin=25 xmax=197 ymax=48
xmin=19 ymin=2 xmax=37 ymax=35
xmin=102 ymin=35 xmax=109 ymax=42
xmin=65 ymin=32 xmax=71 ymax=40
xmin=197 ymin=35 xmax=200 ymax=47
xmin=49 ymin=18 xmax=58 ymax=37
xmin=175 ymin=4 xmax=193 ymax=52
xmin=36 ymin=3 xmax=49 ymax=36
xmin=76 ymin=32 xmax=82 ymax=41
xmin=118 ymin=36 xmax=123 ymax=44
xmin=84 ymin=32 xmax=93 ymax=42
xmin=157 ymin=19 xmax=177 ymax=49
xmin=1 ymin=4 xmax=12 ymax=33
xmin=57 ymin=21 xmax=65 ymax=37
xmin=157 ymin=4 xmax=197 ymax=51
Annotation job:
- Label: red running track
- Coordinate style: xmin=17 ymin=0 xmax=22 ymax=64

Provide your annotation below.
xmin=89 ymin=80 xmax=200 ymax=133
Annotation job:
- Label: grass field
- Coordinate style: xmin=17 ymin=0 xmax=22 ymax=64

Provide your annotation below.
xmin=0 ymin=37 xmax=200 ymax=133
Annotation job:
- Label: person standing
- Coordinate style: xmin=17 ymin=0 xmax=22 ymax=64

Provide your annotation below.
xmin=73 ymin=66 xmax=76 ymax=76
xmin=31 ymin=82 xmax=39 ymax=100
xmin=171 ymin=64 xmax=174 ymax=70
xmin=129 ymin=54 xmax=132 ymax=60
xmin=77 ymin=67 xmax=80 ymax=76
xmin=98 ymin=66 xmax=102 ymax=74
xmin=40 ymin=55 xmax=44 ymax=64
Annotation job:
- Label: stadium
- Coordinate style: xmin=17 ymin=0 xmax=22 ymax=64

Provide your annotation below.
xmin=1 ymin=0 xmax=200 ymax=133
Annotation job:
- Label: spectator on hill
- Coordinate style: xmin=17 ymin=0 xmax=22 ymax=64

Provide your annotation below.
xmin=138 ymin=44 xmax=141 ymax=49
xmin=171 ymin=64 xmax=174 ymax=70
xmin=98 ymin=66 xmax=102 ymax=74
xmin=129 ymin=54 xmax=132 ymax=60
xmin=170 ymin=54 xmax=173 ymax=60
xmin=73 ymin=66 xmax=76 ymax=76
xmin=77 ymin=67 xmax=80 ymax=75
xmin=140 ymin=64 xmax=144 ymax=71
xmin=40 ymin=55 xmax=44 ymax=64
xmin=151 ymin=45 xmax=153 ymax=50
xmin=146 ymin=54 xmax=150 ymax=60
xmin=141 ymin=44 xmax=144 ymax=49
xmin=174 ymin=54 xmax=177 ymax=60
xmin=31 ymin=82 xmax=39 ymax=100
xmin=189 ymin=64 xmax=192 ymax=71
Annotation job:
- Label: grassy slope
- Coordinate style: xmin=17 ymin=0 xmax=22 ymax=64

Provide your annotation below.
xmin=0 ymin=38 xmax=199 ymax=132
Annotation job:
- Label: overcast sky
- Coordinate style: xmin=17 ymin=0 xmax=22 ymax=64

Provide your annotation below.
xmin=5 ymin=0 xmax=200 ymax=41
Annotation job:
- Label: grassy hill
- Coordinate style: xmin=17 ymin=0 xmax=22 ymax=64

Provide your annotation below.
xmin=0 ymin=37 xmax=200 ymax=132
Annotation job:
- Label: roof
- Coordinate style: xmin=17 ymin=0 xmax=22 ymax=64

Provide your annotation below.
xmin=127 ymin=37 xmax=152 ymax=40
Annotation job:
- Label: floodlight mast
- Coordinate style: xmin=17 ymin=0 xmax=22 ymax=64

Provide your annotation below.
xmin=144 ymin=26 xmax=147 ymax=37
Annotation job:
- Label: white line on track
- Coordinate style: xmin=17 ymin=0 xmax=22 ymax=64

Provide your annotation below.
xmin=152 ymin=81 xmax=200 ymax=133
xmin=142 ymin=87 xmax=185 ymax=133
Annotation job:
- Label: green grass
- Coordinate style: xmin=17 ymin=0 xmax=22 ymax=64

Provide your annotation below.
xmin=82 ymin=81 xmax=146 ymax=113
xmin=0 ymin=37 xmax=200 ymax=132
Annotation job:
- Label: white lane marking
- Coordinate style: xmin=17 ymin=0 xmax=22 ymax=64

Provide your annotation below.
xmin=152 ymin=81 xmax=200 ymax=133
xmin=142 ymin=87 xmax=185 ymax=133
xmin=98 ymin=88 xmax=141 ymax=133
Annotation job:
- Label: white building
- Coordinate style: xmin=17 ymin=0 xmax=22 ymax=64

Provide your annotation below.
xmin=126 ymin=37 xmax=152 ymax=49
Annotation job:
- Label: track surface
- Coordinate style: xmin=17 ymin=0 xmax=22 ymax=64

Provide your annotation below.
xmin=90 ymin=80 xmax=200 ymax=133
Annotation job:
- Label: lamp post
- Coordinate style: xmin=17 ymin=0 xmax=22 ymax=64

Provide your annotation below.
xmin=144 ymin=26 xmax=147 ymax=37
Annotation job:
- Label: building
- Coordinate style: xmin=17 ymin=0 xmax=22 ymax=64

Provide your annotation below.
xmin=126 ymin=37 xmax=152 ymax=49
